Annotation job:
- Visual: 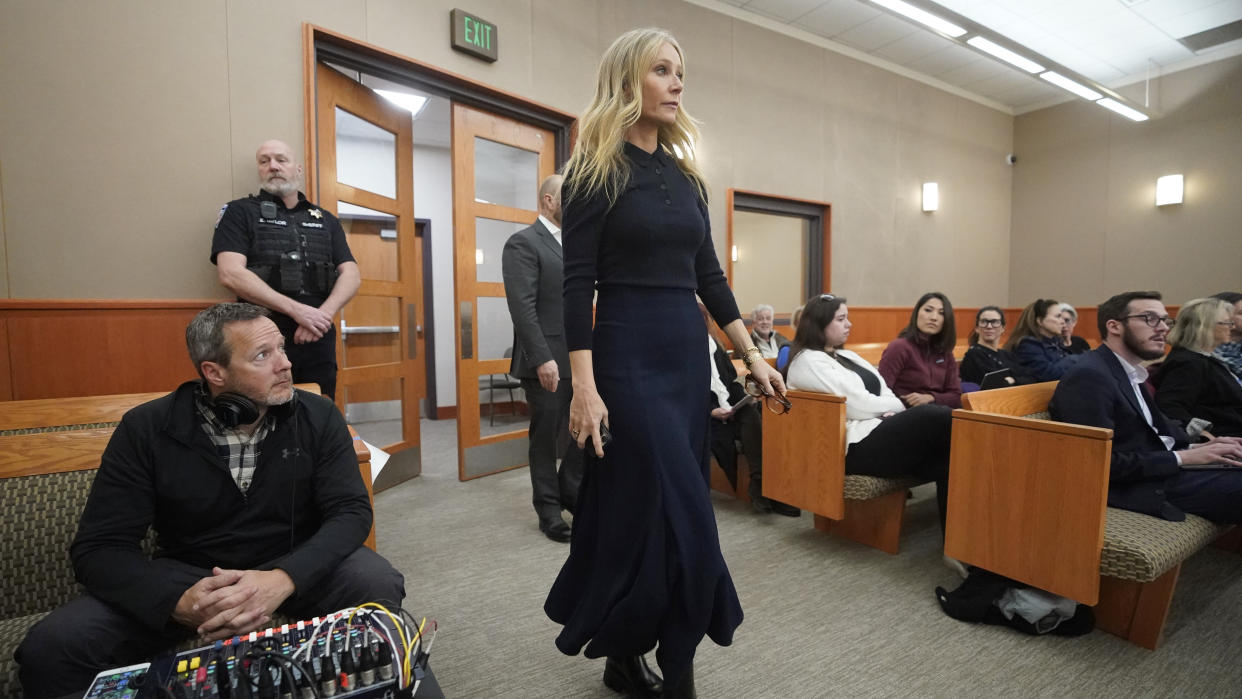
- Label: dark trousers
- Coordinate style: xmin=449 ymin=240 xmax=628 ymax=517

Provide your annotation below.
xmin=845 ymin=404 xmax=954 ymax=529
xmin=1167 ymin=468 xmax=1242 ymax=523
xmin=709 ymin=403 xmax=762 ymax=494
xmin=521 ymin=377 xmax=584 ymax=521
xmin=14 ymin=547 xmax=435 ymax=699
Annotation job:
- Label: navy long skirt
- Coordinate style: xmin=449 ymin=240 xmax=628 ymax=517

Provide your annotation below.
xmin=544 ymin=286 xmax=743 ymax=686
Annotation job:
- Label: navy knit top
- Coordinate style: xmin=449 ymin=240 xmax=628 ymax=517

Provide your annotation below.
xmin=562 ymin=142 xmax=741 ymax=351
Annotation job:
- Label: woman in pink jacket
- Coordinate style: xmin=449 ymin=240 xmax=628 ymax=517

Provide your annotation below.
xmin=878 ymin=292 xmax=962 ymax=408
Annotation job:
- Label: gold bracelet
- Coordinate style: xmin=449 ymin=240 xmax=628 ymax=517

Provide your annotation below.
xmin=741 ymin=346 xmax=762 ymax=367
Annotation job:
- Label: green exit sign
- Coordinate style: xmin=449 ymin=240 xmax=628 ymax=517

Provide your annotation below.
xmin=451 ymin=9 xmax=498 ymax=63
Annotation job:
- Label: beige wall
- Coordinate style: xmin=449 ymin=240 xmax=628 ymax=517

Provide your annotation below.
xmin=0 ymin=0 xmax=1012 ymax=305
xmin=1010 ymin=56 xmax=1242 ymax=310
xmin=732 ymin=210 xmax=806 ymax=315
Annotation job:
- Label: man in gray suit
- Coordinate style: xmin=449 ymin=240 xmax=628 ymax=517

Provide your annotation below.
xmin=501 ymin=175 xmax=583 ymax=542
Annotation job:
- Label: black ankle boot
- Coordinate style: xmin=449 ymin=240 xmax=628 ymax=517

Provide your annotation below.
xmin=602 ymin=655 xmax=662 ymax=697
xmin=663 ymin=664 xmax=696 ymax=699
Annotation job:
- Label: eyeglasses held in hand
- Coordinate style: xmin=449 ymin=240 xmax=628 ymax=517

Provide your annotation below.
xmin=1123 ymin=313 xmax=1174 ymax=328
xmin=744 ymin=374 xmax=792 ymax=415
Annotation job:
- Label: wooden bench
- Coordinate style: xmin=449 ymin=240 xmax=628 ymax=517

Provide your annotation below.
xmin=761 ymin=390 xmax=925 ymax=553
xmin=944 ymin=381 xmax=1235 ymax=649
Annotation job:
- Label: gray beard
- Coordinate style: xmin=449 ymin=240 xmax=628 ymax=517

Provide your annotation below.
xmin=261 ymin=177 xmax=299 ymax=198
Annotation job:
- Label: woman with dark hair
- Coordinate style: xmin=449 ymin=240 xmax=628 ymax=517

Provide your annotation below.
xmin=1154 ymin=297 xmax=1242 ymax=437
xmin=878 ymin=292 xmax=961 ymax=408
xmin=786 ymin=295 xmax=957 ymax=540
xmin=1005 ymin=298 xmax=1080 ymax=381
xmin=547 ymin=28 xmax=786 ymax=698
xmin=959 ymin=306 xmax=1036 ymax=388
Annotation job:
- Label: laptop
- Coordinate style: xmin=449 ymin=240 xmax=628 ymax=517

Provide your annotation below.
xmin=979 ymin=368 xmax=1013 ymax=390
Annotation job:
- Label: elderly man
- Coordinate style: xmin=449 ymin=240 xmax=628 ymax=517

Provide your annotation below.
xmin=1050 ymin=291 xmax=1242 ymax=523
xmin=749 ymin=304 xmax=790 ymax=359
xmin=501 ymin=175 xmax=583 ymax=542
xmin=15 ymin=303 xmax=438 ymax=698
xmin=211 ymin=139 xmax=360 ymax=398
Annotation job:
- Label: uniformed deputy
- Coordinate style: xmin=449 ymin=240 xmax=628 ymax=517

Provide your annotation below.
xmin=211 ymin=139 xmax=360 ymax=399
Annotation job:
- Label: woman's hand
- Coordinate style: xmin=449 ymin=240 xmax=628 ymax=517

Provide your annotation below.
xmin=570 ymin=385 xmax=610 ymax=457
xmin=902 ymin=392 xmax=935 ymax=407
xmin=746 ymin=360 xmax=787 ymax=398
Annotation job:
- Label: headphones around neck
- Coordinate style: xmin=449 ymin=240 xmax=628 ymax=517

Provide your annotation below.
xmin=208 ymin=391 xmax=261 ymax=429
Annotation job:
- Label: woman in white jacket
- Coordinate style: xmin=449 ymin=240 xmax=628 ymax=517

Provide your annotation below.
xmin=785 ymin=294 xmax=955 ymax=530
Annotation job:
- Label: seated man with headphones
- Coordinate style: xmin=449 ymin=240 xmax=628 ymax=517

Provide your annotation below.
xmin=16 ymin=303 xmax=433 ymax=698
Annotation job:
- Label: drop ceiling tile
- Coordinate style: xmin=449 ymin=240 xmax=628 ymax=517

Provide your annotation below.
xmin=871 ymin=28 xmax=957 ymax=64
xmin=937 ymin=56 xmax=1008 ymax=84
xmin=741 ymin=0 xmax=824 ymax=23
xmin=908 ymin=43 xmax=982 ymax=76
xmin=1129 ymin=0 xmax=1229 ymax=25
xmin=1159 ymin=3 xmax=1242 ymax=38
xmin=793 ymin=0 xmax=881 ymax=37
xmin=834 ymin=13 xmax=922 ymax=52
xmin=994 ymin=80 xmax=1065 ymax=106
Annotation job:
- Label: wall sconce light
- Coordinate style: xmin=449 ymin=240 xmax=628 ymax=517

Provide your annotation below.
xmin=475 ymin=248 xmax=484 ymax=264
xmin=1155 ymin=174 xmax=1183 ymax=206
xmin=922 ymin=182 xmax=939 ymax=212
xmin=731 ymin=245 xmax=738 ymax=262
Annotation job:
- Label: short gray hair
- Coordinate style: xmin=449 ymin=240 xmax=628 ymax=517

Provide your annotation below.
xmin=751 ymin=304 xmax=774 ymax=318
xmin=1059 ymin=303 xmax=1078 ymax=320
xmin=186 ymin=303 xmax=271 ymax=377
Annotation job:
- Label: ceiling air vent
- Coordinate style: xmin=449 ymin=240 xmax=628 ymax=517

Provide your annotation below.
xmin=1179 ymin=19 xmax=1242 ymax=52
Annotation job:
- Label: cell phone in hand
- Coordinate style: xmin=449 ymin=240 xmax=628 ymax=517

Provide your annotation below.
xmin=587 ymin=421 xmax=612 ymax=451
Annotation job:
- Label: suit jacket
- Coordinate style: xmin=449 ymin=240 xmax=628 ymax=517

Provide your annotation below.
xmin=1153 ymin=346 xmax=1242 ymax=437
xmin=711 ymin=338 xmax=747 ymax=406
xmin=501 ymin=218 xmax=570 ymax=379
xmin=1050 ymin=345 xmax=1189 ymax=520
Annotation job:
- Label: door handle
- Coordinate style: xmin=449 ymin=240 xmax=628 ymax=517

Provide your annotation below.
xmin=460 ymin=301 xmax=473 ymax=359
xmin=407 ymin=303 xmax=418 ymax=360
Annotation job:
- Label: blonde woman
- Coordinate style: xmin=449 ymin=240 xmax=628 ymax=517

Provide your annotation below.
xmin=546 ymin=28 xmax=785 ymax=698
xmin=1155 ymin=297 xmax=1242 ymax=437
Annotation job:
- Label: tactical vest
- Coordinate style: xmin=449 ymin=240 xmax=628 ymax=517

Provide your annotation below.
xmin=245 ymin=198 xmax=338 ymax=298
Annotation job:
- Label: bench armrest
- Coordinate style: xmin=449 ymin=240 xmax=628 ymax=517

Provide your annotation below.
xmin=762 ymin=390 xmax=847 ymax=519
xmin=944 ymin=409 xmax=1111 ymax=604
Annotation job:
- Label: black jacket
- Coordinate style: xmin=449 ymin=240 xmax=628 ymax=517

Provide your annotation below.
xmin=1153 ymin=347 xmax=1242 ymax=438
xmin=501 ymin=218 xmax=570 ymax=379
xmin=959 ymin=344 xmax=1036 ymax=386
xmin=1050 ymin=346 xmax=1189 ymax=520
xmin=70 ymin=382 xmax=372 ymax=631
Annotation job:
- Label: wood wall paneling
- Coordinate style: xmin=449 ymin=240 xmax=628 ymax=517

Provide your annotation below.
xmin=0 ymin=301 xmax=214 ymax=400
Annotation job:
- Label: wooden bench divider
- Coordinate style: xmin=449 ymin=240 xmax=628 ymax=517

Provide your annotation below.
xmin=946 ymin=380 xmax=1234 ymax=649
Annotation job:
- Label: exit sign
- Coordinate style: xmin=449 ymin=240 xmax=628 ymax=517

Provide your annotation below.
xmin=451 ymin=9 xmax=498 ymax=62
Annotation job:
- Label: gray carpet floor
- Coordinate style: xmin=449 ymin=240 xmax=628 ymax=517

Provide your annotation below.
xmin=374 ymin=419 xmax=1242 ymax=697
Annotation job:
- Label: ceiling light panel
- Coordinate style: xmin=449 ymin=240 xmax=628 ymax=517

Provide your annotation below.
xmin=966 ymin=36 xmax=1044 ymax=72
xmin=869 ymin=0 xmax=967 ymax=37
xmin=1096 ymin=97 xmax=1149 ymax=121
xmin=1039 ymin=71 xmax=1103 ymax=100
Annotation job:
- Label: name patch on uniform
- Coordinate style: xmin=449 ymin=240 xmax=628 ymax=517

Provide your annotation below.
xmin=258 ymin=218 xmax=288 ymax=226
xmin=301 ymin=222 xmax=324 ymax=229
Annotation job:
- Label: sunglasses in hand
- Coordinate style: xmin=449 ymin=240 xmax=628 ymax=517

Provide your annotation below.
xmin=743 ymin=374 xmax=792 ymax=415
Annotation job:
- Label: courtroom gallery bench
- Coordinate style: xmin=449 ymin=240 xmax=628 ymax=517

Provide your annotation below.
xmin=0 ymin=385 xmax=373 ymax=696
xmin=944 ymin=381 xmax=1239 ymax=649
xmin=760 ymin=390 xmax=926 ymax=554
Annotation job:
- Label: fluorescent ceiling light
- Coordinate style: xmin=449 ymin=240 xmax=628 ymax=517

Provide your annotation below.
xmin=1038 ymin=71 xmax=1102 ymax=101
xmin=1155 ymin=175 xmax=1183 ymax=206
xmin=966 ymin=36 xmax=1043 ymax=73
xmin=1097 ymin=98 xmax=1149 ymax=122
xmin=922 ymin=182 xmax=939 ymax=212
xmin=375 ymin=89 xmax=428 ymax=117
xmin=871 ymin=0 xmax=966 ymax=38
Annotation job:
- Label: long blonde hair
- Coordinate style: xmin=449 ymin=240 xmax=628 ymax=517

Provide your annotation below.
xmin=1170 ymin=297 xmax=1229 ymax=353
xmin=564 ymin=28 xmax=707 ymax=205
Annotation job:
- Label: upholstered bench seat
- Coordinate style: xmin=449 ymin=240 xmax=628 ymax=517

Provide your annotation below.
xmin=1101 ymin=508 xmax=1227 ymax=583
xmin=0 ymin=612 xmax=51 ymax=695
xmin=843 ymin=475 xmax=923 ymax=500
